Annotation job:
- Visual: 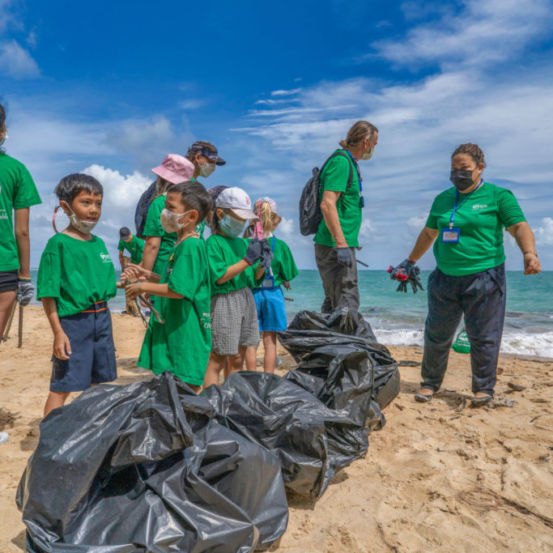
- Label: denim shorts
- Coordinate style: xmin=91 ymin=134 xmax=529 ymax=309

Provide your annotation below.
xmin=50 ymin=302 xmax=117 ymax=392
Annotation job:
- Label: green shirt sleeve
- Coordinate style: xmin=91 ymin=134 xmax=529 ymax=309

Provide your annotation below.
xmin=278 ymin=241 xmax=298 ymax=282
xmin=320 ymin=155 xmax=351 ymax=193
xmin=117 ymin=239 xmax=125 ymax=252
xmin=143 ymin=197 xmax=164 ymax=237
xmin=168 ymin=240 xmax=202 ymax=300
xmin=13 ymin=163 xmax=41 ymax=209
xmin=498 ymin=189 xmax=526 ymax=228
xmin=425 ymin=196 xmax=440 ymax=229
xmin=37 ymin=246 xmax=61 ymax=300
xmin=206 ymin=237 xmax=228 ymax=287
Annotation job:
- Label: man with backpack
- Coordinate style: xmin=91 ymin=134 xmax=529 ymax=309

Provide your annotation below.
xmin=308 ymin=121 xmax=378 ymax=313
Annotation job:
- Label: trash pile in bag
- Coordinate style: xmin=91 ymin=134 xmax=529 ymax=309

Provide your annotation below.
xmin=17 ymin=310 xmax=399 ymax=553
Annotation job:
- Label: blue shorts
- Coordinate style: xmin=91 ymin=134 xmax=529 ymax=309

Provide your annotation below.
xmin=253 ymin=287 xmax=287 ymax=333
xmin=50 ymin=302 xmax=117 ymax=392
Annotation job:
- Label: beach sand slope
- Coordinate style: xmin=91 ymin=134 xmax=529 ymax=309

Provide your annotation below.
xmin=1 ymin=307 xmax=552 ymax=553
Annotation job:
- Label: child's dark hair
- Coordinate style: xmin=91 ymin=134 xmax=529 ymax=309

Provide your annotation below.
xmin=55 ymin=173 xmax=103 ymax=203
xmin=0 ymin=103 xmax=6 ymax=130
xmin=167 ymin=181 xmax=213 ymax=223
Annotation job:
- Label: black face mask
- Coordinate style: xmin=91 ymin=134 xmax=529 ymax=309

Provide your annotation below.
xmin=450 ymin=169 xmax=474 ymax=191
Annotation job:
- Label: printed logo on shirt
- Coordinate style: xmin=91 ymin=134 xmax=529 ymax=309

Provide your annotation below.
xmin=202 ymin=312 xmax=211 ymax=329
xmin=100 ymin=253 xmax=112 ymax=263
xmin=472 ymin=204 xmax=489 ymax=210
xmin=0 ymin=208 xmax=8 ymax=220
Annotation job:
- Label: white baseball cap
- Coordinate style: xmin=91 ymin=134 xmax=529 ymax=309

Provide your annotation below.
xmin=216 ymin=187 xmax=256 ymax=219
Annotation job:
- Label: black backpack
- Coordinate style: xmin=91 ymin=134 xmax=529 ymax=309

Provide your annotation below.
xmin=299 ymin=151 xmax=354 ymax=236
xmin=134 ymin=180 xmax=157 ymax=238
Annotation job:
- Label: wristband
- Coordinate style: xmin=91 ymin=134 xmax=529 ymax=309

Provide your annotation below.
xmin=18 ymin=275 xmax=31 ymax=280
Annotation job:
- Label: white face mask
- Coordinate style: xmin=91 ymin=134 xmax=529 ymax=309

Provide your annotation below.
xmin=361 ymin=147 xmax=374 ymax=161
xmin=199 ymin=162 xmax=216 ymax=178
xmin=160 ymin=208 xmax=191 ymax=234
xmin=65 ymin=204 xmax=97 ymax=234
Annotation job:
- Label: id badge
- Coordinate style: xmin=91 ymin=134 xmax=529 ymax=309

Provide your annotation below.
xmin=262 ymin=275 xmax=275 ymax=289
xmin=442 ymin=227 xmax=460 ymax=243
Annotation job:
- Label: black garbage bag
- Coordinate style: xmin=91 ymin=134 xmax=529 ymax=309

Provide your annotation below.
xmin=203 ymin=371 xmax=368 ymax=499
xmin=17 ymin=373 xmax=288 ymax=553
xmin=279 ymin=310 xmax=400 ymax=412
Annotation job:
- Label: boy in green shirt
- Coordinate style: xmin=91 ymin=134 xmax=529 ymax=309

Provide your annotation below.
xmin=37 ymin=174 xmax=117 ymax=417
xmin=118 ymin=226 xmax=144 ymax=268
xmin=124 ymin=181 xmax=213 ymax=391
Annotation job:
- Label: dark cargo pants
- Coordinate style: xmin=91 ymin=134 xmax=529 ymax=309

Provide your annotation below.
xmin=421 ymin=264 xmax=506 ymax=396
xmin=314 ymin=243 xmax=360 ymax=313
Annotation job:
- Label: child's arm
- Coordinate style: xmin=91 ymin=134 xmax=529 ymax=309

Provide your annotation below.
xmin=42 ymin=298 xmax=72 ymax=360
xmin=141 ymin=236 xmax=161 ymax=271
xmin=216 ymin=240 xmax=264 ymax=285
xmin=126 ymin=282 xmax=183 ymax=300
xmin=121 ymin=264 xmax=161 ymax=284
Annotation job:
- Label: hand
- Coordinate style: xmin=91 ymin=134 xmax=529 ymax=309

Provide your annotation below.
xmin=16 ymin=276 xmax=34 ymax=306
xmin=53 ymin=331 xmax=72 ymax=360
xmin=126 ymin=282 xmax=143 ymax=300
xmin=388 ymin=259 xmax=424 ymax=294
xmin=524 ymin=253 xmax=541 ymax=275
xmin=121 ymin=264 xmax=150 ymax=283
xmin=283 ymin=281 xmax=291 ymax=290
xmin=335 ymin=247 xmax=354 ymax=267
xmin=244 ymin=239 xmax=264 ymax=265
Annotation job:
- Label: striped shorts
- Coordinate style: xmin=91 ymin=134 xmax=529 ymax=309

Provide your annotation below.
xmin=210 ymin=288 xmax=260 ymax=356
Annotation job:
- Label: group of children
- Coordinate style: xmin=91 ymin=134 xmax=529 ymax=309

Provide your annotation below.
xmin=37 ymin=148 xmax=298 ymax=416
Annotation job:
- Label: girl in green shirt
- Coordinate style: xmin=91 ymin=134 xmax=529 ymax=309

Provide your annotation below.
xmin=250 ymin=197 xmax=298 ymax=373
xmin=125 ymin=181 xmax=213 ymax=392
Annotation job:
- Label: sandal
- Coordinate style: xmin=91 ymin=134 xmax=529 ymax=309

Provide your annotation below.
xmin=415 ymin=388 xmax=434 ymax=403
xmin=470 ymin=394 xmax=493 ymax=407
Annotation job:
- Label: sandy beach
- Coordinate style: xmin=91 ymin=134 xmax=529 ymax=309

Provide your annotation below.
xmin=1 ymin=306 xmax=552 ymax=553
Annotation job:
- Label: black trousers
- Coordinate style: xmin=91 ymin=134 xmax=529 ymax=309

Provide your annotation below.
xmin=314 ymin=244 xmax=360 ymax=313
xmin=421 ymin=264 xmax=506 ymax=396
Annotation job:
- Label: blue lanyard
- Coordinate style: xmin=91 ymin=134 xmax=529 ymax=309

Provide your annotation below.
xmin=449 ymin=179 xmax=483 ymax=228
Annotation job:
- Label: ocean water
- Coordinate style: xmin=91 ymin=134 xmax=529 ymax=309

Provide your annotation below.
xmin=29 ymin=270 xmax=553 ymax=358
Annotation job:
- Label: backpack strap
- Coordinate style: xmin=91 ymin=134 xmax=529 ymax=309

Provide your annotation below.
xmin=319 ymin=150 xmax=355 ymax=191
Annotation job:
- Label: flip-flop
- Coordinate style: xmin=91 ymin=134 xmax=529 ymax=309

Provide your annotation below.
xmin=470 ymin=394 xmax=493 ymax=407
xmin=415 ymin=390 xmax=433 ymax=403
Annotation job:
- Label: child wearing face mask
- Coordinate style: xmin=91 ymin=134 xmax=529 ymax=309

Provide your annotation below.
xmin=203 ymin=187 xmax=265 ymax=387
xmin=37 ymin=174 xmax=117 ymax=417
xmin=250 ymin=197 xmax=298 ymax=373
xmin=123 ymin=181 xmax=213 ymax=391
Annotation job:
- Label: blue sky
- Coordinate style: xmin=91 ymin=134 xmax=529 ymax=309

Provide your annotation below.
xmin=1 ymin=0 xmax=552 ymax=270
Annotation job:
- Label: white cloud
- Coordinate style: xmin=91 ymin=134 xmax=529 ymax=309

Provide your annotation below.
xmin=372 ymin=0 xmax=553 ymax=69
xmin=0 ymin=39 xmax=39 ymax=78
xmin=406 ymin=215 xmax=427 ymax=233
xmin=178 ymin=98 xmax=207 ymax=110
xmin=271 ymin=88 xmax=302 ymax=97
xmin=535 ymin=217 xmax=553 ymax=246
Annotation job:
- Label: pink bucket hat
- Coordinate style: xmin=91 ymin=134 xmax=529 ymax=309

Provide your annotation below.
xmin=152 ymin=154 xmax=194 ymax=184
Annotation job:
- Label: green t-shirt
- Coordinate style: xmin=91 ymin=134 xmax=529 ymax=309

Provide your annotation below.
xmin=314 ymin=150 xmax=362 ymax=248
xmin=0 ymin=153 xmax=41 ymax=271
xmin=250 ymin=236 xmax=299 ymax=288
xmin=37 ymin=233 xmax=117 ymax=317
xmin=425 ymin=182 xmax=526 ymax=276
xmin=138 ymin=237 xmax=211 ymax=386
xmin=117 ymin=235 xmax=145 ymax=264
xmin=206 ymin=233 xmax=255 ymax=295
xmin=143 ymin=194 xmax=177 ymax=276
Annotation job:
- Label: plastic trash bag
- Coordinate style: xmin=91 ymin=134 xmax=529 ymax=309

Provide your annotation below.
xmin=203 ymin=371 xmax=368 ymax=498
xmin=17 ymin=373 xmax=288 ymax=553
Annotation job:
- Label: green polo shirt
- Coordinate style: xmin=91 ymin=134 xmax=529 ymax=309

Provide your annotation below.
xmin=0 ymin=153 xmax=41 ymax=271
xmin=314 ymin=150 xmax=362 ymax=248
xmin=425 ymin=182 xmax=526 ymax=276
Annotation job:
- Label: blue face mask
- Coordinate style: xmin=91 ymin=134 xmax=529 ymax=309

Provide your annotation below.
xmin=219 ymin=213 xmax=246 ymax=237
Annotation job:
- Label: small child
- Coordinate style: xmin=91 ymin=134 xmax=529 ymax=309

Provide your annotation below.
xmin=118 ymin=226 xmax=145 ymax=269
xmin=37 ymin=174 xmax=117 ymax=417
xmin=203 ymin=187 xmax=265 ymax=387
xmin=124 ymin=181 xmax=213 ymax=392
xmin=251 ymin=197 xmax=298 ymax=372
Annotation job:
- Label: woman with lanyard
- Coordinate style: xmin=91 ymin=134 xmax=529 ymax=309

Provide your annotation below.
xmin=314 ymin=120 xmax=378 ymax=313
xmin=394 ymin=143 xmax=540 ymax=406
xmin=0 ymin=103 xmax=41 ymax=339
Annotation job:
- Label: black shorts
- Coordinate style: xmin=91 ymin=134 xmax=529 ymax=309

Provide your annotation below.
xmin=0 ymin=270 xmax=18 ymax=293
xmin=50 ymin=302 xmax=117 ymax=392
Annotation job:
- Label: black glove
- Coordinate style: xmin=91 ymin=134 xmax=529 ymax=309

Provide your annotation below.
xmin=388 ymin=259 xmax=424 ymax=294
xmin=244 ymin=239 xmax=264 ymax=265
xmin=258 ymin=239 xmax=274 ymax=269
xmin=336 ymin=247 xmax=354 ymax=267
xmin=17 ymin=276 xmax=34 ymax=306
